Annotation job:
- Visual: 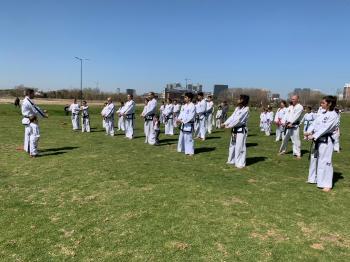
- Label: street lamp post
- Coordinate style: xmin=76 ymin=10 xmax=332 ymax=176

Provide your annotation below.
xmin=74 ymin=56 xmax=89 ymax=104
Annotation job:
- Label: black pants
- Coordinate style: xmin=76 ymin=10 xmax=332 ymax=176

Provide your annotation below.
xmin=155 ymin=130 xmax=160 ymax=144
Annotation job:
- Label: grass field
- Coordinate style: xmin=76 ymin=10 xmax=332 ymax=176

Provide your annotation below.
xmin=0 ymin=103 xmax=349 ymax=261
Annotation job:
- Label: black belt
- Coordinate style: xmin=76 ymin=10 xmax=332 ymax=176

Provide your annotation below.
xmin=232 ymin=125 xmax=247 ymax=134
xmin=126 ymin=113 xmax=134 ymax=119
xmin=145 ymin=114 xmax=155 ymax=121
xmin=312 ymin=133 xmax=334 ymax=159
xmin=180 ymin=121 xmax=194 ymax=133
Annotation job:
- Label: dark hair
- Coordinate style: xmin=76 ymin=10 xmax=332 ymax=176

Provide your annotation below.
xmin=280 ymin=100 xmax=287 ymax=106
xmin=83 ymin=100 xmax=87 ymax=104
xmin=198 ymin=92 xmax=204 ymax=97
xmin=239 ymin=94 xmax=249 ymax=107
xmin=128 ymin=94 xmax=133 ymax=98
xmin=185 ymin=92 xmax=194 ymax=100
xmin=168 ymin=98 xmax=172 ymax=103
xmin=149 ymin=92 xmax=155 ymax=96
xmin=208 ymin=95 xmax=212 ymax=99
xmin=121 ymin=101 xmax=124 ymax=105
xmin=323 ymin=96 xmax=337 ymax=111
xmin=25 ymin=88 xmax=35 ymax=96
xmin=306 ymin=106 xmax=312 ymax=111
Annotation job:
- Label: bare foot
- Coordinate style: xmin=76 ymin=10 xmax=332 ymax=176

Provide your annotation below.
xmin=322 ymin=188 xmax=331 ymax=192
xmin=296 ymin=156 xmax=302 ymax=159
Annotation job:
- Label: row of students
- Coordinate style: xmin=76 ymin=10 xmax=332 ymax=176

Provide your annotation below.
xmin=68 ymin=99 xmax=91 ymax=132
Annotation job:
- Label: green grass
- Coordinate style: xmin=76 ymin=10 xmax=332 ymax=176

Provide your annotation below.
xmin=0 ymin=104 xmax=349 ymax=261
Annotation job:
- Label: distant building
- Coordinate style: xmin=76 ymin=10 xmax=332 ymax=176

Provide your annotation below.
xmin=271 ymin=93 xmax=280 ymax=102
xmin=126 ymin=89 xmax=136 ymax=96
xmin=163 ymin=82 xmax=203 ymax=101
xmin=343 ymin=83 xmax=350 ymax=100
xmin=213 ymin=85 xmax=228 ymax=98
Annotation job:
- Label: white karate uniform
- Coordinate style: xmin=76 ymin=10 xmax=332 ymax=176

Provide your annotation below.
xmin=177 ymin=102 xmax=196 ymax=155
xmin=279 ymin=103 xmax=303 ymax=157
xmin=194 ymin=99 xmax=207 ymax=139
xmin=29 ymin=122 xmax=40 ymax=156
xmin=102 ymin=103 xmax=115 ymax=136
xmin=215 ymin=109 xmax=223 ymax=128
xmin=141 ymin=105 xmax=148 ymax=143
xmin=301 ymin=112 xmax=315 ymax=133
xmin=333 ymin=114 xmax=340 ymax=152
xmin=274 ymin=108 xmax=287 ymax=141
xmin=307 ymin=111 xmax=339 ymax=188
xmin=121 ymin=100 xmax=136 ymax=139
xmin=101 ymin=106 xmax=107 ymax=128
xmin=21 ymin=96 xmax=45 ymax=153
xmin=224 ymin=106 xmax=249 ymax=168
xmin=262 ymin=112 xmax=273 ymax=136
xmin=117 ymin=106 xmax=125 ymax=131
xmin=69 ymin=103 xmax=80 ymax=130
xmin=163 ymin=103 xmax=174 ymax=135
xmin=159 ymin=105 xmax=165 ymax=124
xmin=144 ymin=98 xmax=157 ymax=145
xmin=81 ymin=106 xmax=90 ymax=132
xmin=206 ymin=100 xmax=214 ymax=134
xmin=259 ymin=112 xmax=265 ymax=131
xmin=173 ymin=104 xmax=181 ymax=127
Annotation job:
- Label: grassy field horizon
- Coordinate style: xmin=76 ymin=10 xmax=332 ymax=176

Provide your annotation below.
xmin=0 ymin=104 xmax=349 ymax=261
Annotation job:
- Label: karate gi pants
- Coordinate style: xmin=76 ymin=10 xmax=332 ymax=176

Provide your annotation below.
xmin=216 ymin=119 xmax=221 ymax=128
xmin=144 ymin=120 xmax=156 ymax=145
xmin=29 ymin=136 xmax=39 ymax=156
xmin=124 ymin=118 xmax=134 ymax=139
xmin=279 ymin=127 xmax=301 ymax=157
xmin=263 ymin=123 xmax=271 ymax=136
xmin=195 ymin=118 xmax=206 ymax=139
xmin=24 ymin=125 xmax=31 ymax=152
xmin=118 ymin=116 xmax=125 ymax=131
xmin=227 ymin=131 xmax=247 ymax=168
xmin=105 ymin=118 xmax=115 ymax=136
xmin=207 ymin=113 xmax=213 ymax=134
xmin=165 ymin=119 xmax=174 ymax=135
xmin=82 ymin=117 xmax=90 ymax=132
xmin=333 ymin=131 xmax=340 ymax=152
xmin=71 ymin=114 xmax=80 ymax=130
xmin=177 ymin=131 xmax=194 ymax=155
xmin=275 ymin=126 xmax=284 ymax=141
xmin=308 ymin=138 xmax=334 ymax=188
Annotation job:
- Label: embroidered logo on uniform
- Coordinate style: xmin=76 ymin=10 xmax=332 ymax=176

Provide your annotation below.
xmin=326 ymin=162 xmax=331 ymax=166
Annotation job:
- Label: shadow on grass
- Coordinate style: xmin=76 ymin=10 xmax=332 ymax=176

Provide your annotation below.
xmin=248 ymin=134 xmax=257 ymax=137
xmin=38 ymin=151 xmax=68 ymax=157
xmin=333 ymin=172 xmax=344 ymax=187
xmin=40 ymin=146 xmax=78 ymax=152
xmin=205 ymin=136 xmax=220 ymax=140
xmin=247 ymin=142 xmax=258 ymax=147
xmin=246 ymin=156 xmax=267 ymax=166
xmin=90 ymin=128 xmax=105 ymax=133
xmin=195 ymin=147 xmax=216 ymax=154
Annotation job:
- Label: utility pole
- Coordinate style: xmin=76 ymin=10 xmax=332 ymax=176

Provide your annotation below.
xmin=74 ymin=57 xmax=89 ymax=104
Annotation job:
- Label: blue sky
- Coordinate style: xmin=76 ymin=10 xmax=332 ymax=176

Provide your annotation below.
xmin=0 ymin=0 xmax=349 ymax=97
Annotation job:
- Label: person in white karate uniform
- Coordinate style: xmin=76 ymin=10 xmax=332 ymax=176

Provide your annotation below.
xmin=333 ymin=108 xmax=341 ymax=153
xmin=173 ymin=100 xmax=181 ymax=128
xmin=222 ymin=95 xmax=250 ymax=169
xmin=159 ymin=101 xmax=165 ymax=124
xmin=81 ymin=100 xmax=90 ymax=133
xmin=194 ymin=92 xmax=207 ymax=140
xmin=140 ymin=98 xmax=149 ymax=143
xmin=117 ymin=101 xmax=126 ymax=132
xmin=69 ymin=99 xmax=80 ymax=131
xmin=121 ymin=94 xmax=136 ymax=139
xmin=279 ymin=95 xmax=304 ymax=158
xmin=102 ymin=97 xmax=115 ymax=136
xmin=274 ymin=100 xmax=287 ymax=142
xmin=262 ymin=108 xmax=273 ymax=136
xmin=101 ymin=102 xmax=107 ymax=129
xmin=177 ymin=92 xmax=196 ymax=155
xmin=163 ymin=98 xmax=174 ymax=135
xmin=259 ymin=109 xmax=265 ymax=132
xmin=305 ymin=96 xmax=339 ymax=192
xmin=143 ymin=92 xmax=158 ymax=145
xmin=29 ymin=116 xmax=40 ymax=157
xmin=206 ymin=95 xmax=214 ymax=134
xmin=215 ymin=106 xmax=223 ymax=128
xmin=301 ymin=106 xmax=315 ymax=134
xmin=21 ymin=88 xmax=47 ymax=154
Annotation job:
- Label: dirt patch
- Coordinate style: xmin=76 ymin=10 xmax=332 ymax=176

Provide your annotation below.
xmin=216 ymin=242 xmax=229 ymax=257
xmin=250 ymin=229 xmax=288 ymax=242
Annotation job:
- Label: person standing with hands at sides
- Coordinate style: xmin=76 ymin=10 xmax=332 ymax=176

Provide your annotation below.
xmin=215 ymin=105 xmax=223 ymax=128
xmin=117 ymin=101 xmax=125 ymax=132
xmin=121 ymin=94 xmax=136 ymax=139
xmin=69 ymin=98 xmax=80 ymax=131
xmin=305 ymin=96 xmax=339 ymax=192
xmin=163 ymin=98 xmax=174 ymax=135
xmin=140 ymin=98 xmax=149 ymax=143
xmin=222 ymin=95 xmax=250 ymax=169
xmin=101 ymin=102 xmax=108 ymax=129
xmin=279 ymin=95 xmax=304 ymax=159
xmin=21 ymin=88 xmax=48 ymax=154
xmin=206 ymin=95 xmax=214 ymax=134
xmin=29 ymin=116 xmax=40 ymax=157
xmin=195 ymin=92 xmax=207 ymax=140
xmin=81 ymin=100 xmax=90 ymax=132
xmin=153 ymin=114 xmax=161 ymax=145
xmin=177 ymin=92 xmax=196 ymax=156
xmin=159 ymin=101 xmax=165 ymax=124
xmin=102 ymin=97 xmax=115 ymax=136
xmin=301 ymin=106 xmax=315 ymax=134
xmin=274 ymin=100 xmax=287 ymax=142
xmin=143 ymin=92 xmax=158 ymax=145
xmin=173 ymin=100 xmax=181 ymax=128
